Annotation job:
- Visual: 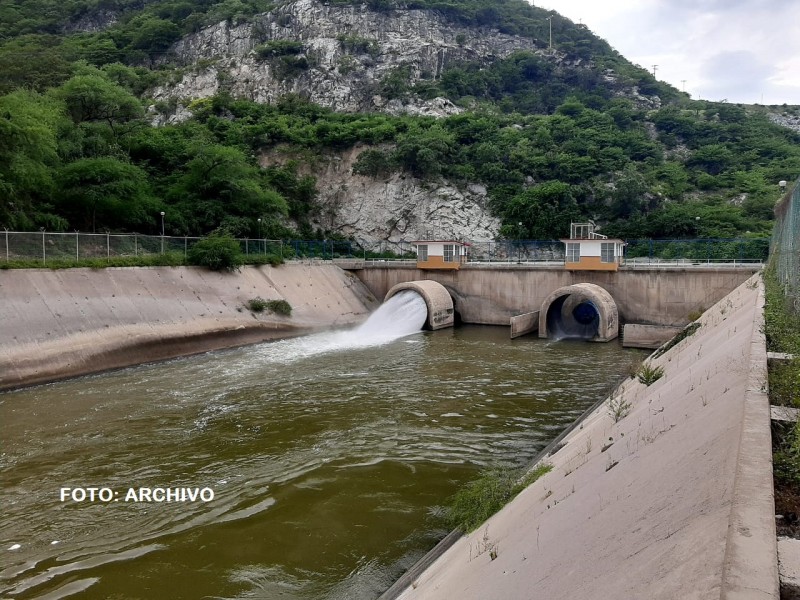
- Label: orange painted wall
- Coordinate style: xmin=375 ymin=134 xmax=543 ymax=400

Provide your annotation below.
xmin=417 ymin=256 xmax=461 ymax=270
xmin=565 ymin=256 xmax=619 ymax=271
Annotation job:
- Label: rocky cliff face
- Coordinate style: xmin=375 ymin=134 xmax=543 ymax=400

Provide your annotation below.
xmin=151 ymin=0 xmax=552 ymax=118
xmin=263 ymin=146 xmax=501 ymax=243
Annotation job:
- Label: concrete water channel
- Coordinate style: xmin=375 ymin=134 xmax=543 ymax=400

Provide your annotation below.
xmin=0 ymin=319 xmax=645 ymax=599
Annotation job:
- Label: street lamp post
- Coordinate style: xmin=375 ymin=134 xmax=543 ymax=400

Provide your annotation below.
xmin=160 ymin=211 xmax=165 ymax=254
xmin=546 ymin=16 xmax=553 ymax=50
xmin=257 ymin=217 xmax=262 ymax=254
xmin=517 ymin=221 xmax=523 ymax=264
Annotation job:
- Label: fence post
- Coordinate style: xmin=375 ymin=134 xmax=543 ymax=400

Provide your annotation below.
xmin=41 ymin=228 xmax=46 ymax=265
xmin=4 ymin=228 xmax=8 ymax=262
xmin=106 ymin=231 xmax=110 ymax=261
xmin=184 ymin=236 xmax=188 ymax=258
xmin=75 ymin=231 xmax=79 ymax=262
xmin=134 ymin=233 xmax=138 ymax=257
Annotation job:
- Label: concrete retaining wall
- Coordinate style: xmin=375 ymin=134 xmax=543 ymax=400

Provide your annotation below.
xmin=0 ymin=264 xmax=378 ymax=390
xmin=623 ymin=323 xmax=685 ymax=349
xmin=352 ymin=264 xmax=757 ymax=328
xmin=393 ymin=273 xmax=777 ymax=600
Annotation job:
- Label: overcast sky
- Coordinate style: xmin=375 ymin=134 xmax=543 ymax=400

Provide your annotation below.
xmin=535 ymin=0 xmax=800 ymax=106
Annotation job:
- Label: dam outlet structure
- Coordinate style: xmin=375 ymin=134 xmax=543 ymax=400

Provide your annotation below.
xmin=385 ymin=281 xmax=456 ymax=330
xmin=539 ymin=283 xmax=619 ymax=342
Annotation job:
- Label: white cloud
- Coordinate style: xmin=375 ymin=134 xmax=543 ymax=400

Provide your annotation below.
xmin=534 ymin=0 xmax=800 ymax=104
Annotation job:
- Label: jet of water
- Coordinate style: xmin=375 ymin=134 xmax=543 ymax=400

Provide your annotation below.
xmin=255 ymin=291 xmax=428 ymax=363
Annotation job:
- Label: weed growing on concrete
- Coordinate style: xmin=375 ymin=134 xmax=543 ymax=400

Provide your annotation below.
xmin=246 ymin=297 xmax=269 ymax=312
xmin=636 ymin=363 xmax=665 ymax=386
xmin=469 ymin=527 xmax=499 ymax=562
xmin=607 ymin=391 xmax=632 ymax=423
xmin=265 ymin=299 xmax=292 ymax=316
xmin=448 ymin=464 xmax=552 ymax=532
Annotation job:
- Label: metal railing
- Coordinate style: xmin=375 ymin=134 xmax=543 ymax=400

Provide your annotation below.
xmin=773 ymin=178 xmax=800 ymax=313
xmin=1 ymin=231 xmax=770 ymax=267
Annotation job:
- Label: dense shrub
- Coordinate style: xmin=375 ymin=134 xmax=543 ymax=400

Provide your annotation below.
xmin=187 ymin=235 xmax=243 ymax=271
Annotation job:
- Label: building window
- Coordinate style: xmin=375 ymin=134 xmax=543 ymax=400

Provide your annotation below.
xmin=418 ymin=245 xmax=428 ymax=261
xmin=601 ymin=242 xmax=615 ymax=263
xmin=443 ymin=244 xmax=455 ymax=262
xmin=566 ymin=243 xmax=580 ymax=263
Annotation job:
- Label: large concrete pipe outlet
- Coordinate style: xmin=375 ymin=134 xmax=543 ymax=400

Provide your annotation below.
xmin=385 ymin=281 xmax=455 ymax=330
xmin=539 ymin=283 xmax=619 ymax=342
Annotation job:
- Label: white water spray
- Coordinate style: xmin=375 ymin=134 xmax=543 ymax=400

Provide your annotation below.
xmin=254 ymin=291 xmax=428 ymax=363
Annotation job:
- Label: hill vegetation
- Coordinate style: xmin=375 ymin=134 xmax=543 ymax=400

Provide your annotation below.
xmin=1 ymin=0 xmax=799 ymax=243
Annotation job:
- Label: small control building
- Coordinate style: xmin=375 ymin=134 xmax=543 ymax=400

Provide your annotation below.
xmin=412 ymin=240 xmax=469 ymax=270
xmin=562 ymin=223 xmax=625 ymax=271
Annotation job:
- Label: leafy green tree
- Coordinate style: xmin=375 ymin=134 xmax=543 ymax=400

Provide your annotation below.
xmin=608 ymin=164 xmax=648 ymax=218
xmin=500 ymin=182 xmax=579 ymax=239
xmin=392 ymin=124 xmax=457 ymax=177
xmin=55 ymin=157 xmax=158 ymax=232
xmin=53 ymin=72 xmax=143 ymax=137
xmin=0 ymin=35 xmax=73 ymax=94
xmin=688 ymin=143 xmax=734 ymax=176
xmin=169 ymin=144 xmax=288 ymax=234
xmin=0 ymin=90 xmax=65 ymax=229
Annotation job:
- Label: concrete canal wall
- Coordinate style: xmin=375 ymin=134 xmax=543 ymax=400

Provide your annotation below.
xmin=390 ymin=273 xmax=777 ymax=600
xmin=0 ymin=264 xmax=378 ymax=391
xmin=351 ymin=264 xmax=758 ymax=328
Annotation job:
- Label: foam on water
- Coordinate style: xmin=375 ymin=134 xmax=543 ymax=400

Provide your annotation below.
xmin=256 ymin=291 xmax=428 ymax=364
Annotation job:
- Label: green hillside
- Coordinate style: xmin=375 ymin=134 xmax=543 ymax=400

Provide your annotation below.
xmin=1 ymin=0 xmax=798 ymax=241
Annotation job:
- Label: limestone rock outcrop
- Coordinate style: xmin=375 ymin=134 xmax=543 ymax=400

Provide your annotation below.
xmin=262 ymin=146 xmax=501 ymax=244
xmin=150 ymin=0 xmax=547 ymax=118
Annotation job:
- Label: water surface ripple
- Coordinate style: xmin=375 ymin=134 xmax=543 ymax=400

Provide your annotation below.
xmin=1 ymin=318 xmax=643 ymax=599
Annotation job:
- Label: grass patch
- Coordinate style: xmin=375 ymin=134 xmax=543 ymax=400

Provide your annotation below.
xmin=447 ymin=464 xmax=551 ymax=532
xmin=0 ymin=252 xmax=282 ymax=270
xmin=769 ymin=360 xmax=800 ymax=408
xmin=653 ymin=322 xmax=701 ymax=358
xmin=266 ymin=299 xmax=292 ymax=316
xmin=246 ymin=297 xmax=292 ymax=316
xmin=246 ymin=297 xmax=269 ymax=312
xmin=636 ymin=362 xmax=665 ymax=386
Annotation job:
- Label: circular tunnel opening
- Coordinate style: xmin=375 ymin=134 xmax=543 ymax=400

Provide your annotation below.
xmin=546 ymin=294 xmax=600 ymax=340
xmin=572 ymin=301 xmax=599 ymax=326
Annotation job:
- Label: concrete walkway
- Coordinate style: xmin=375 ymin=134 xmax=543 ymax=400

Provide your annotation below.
xmin=393 ymin=274 xmax=777 ymax=600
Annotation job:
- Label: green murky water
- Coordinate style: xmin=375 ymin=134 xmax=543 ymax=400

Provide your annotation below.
xmin=1 ymin=323 xmax=643 ymax=599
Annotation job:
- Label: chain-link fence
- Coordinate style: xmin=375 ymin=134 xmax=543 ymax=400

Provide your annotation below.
xmin=1 ymin=231 xmax=770 ymax=266
xmin=773 ymin=178 xmax=799 ymax=313
xmin=0 ymin=231 xmax=286 ymax=264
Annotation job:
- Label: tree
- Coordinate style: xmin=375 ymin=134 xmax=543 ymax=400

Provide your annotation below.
xmin=501 ymin=182 xmax=579 ymax=239
xmin=169 ymin=144 xmax=288 ymax=234
xmin=53 ymin=72 xmax=143 ymax=134
xmin=55 ymin=157 xmax=158 ymax=232
xmin=0 ymin=90 xmax=65 ymax=229
xmin=392 ymin=124 xmax=457 ymax=177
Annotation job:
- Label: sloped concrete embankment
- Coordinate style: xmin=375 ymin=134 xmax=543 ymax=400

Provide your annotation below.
xmin=394 ymin=273 xmax=777 ymax=600
xmin=0 ymin=264 xmax=378 ymax=391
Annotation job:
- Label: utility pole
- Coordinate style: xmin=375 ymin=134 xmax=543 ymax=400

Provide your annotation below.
xmin=652 ymin=64 xmax=658 ymax=79
xmin=546 ymin=16 xmax=553 ymax=50
xmin=681 ymin=79 xmax=687 ymax=92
